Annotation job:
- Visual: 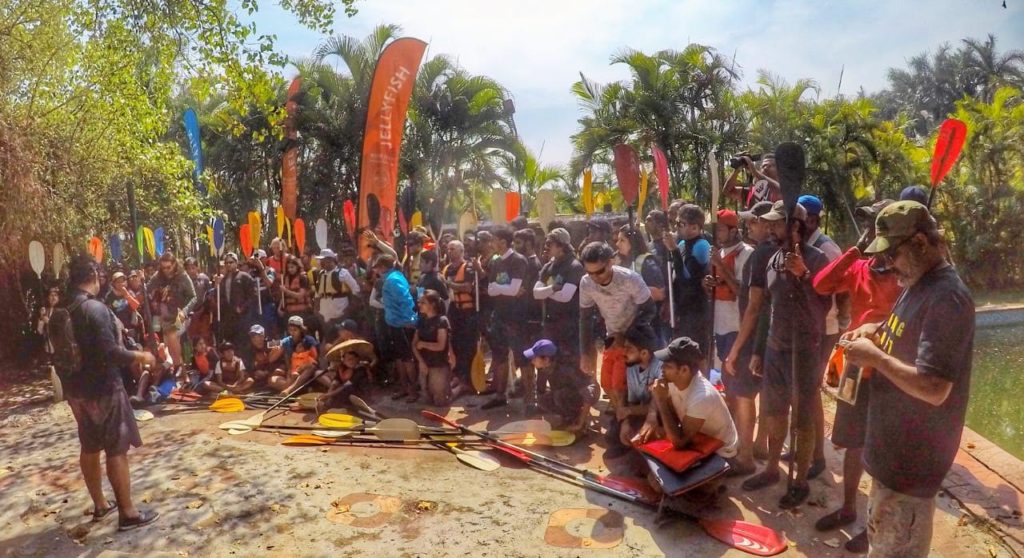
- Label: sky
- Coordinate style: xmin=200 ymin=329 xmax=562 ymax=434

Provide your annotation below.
xmin=251 ymin=0 xmax=1024 ymax=166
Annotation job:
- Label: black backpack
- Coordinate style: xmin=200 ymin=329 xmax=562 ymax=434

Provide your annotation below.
xmin=48 ymin=299 xmax=85 ymax=384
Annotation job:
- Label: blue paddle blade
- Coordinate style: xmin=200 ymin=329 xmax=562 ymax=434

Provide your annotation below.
xmin=109 ymin=234 xmax=122 ymax=262
xmin=213 ymin=218 xmax=225 ymax=256
xmin=154 ymin=227 xmax=165 ymax=256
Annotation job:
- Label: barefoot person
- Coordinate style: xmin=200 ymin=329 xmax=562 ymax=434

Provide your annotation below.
xmin=268 ymin=316 xmax=321 ymax=393
xmin=526 ymin=339 xmax=597 ymax=435
xmin=201 ymin=342 xmax=254 ymax=394
xmin=843 ymin=201 xmax=974 ymax=557
xmin=413 ymin=289 xmax=453 ymax=406
xmin=63 ymin=254 xmax=159 ymax=531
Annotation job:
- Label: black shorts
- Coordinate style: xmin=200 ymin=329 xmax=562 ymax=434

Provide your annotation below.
xmin=489 ymin=317 xmax=532 ymax=368
xmin=719 ymin=334 xmax=762 ymax=399
xmin=760 ymin=345 xmax=823 ymax=428
xmin=383 ymin=325 xmax=414 ymax=363
xmin=67 ymin=388 xmax=142 ymax=455
xmin=831 ymin=364 xmax=870 ymax=449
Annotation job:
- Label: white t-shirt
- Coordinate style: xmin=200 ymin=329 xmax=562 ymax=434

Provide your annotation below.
xmin=667 ymin=372 xmax=739 ymax=458
xmin=713 ymin=243 xmax=753 ymax=335
xmin=579 ymin=266 xmax=652 ymax=336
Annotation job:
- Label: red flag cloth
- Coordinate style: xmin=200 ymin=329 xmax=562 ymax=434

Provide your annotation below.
xmin=357 ymin=38 xmax=427 ymax=262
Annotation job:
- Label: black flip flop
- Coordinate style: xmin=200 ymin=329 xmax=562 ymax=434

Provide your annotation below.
xmin=92 ymin=501 xmax=117 ymax=522
xmin=118 ymin=510 xmax=160 ymax=532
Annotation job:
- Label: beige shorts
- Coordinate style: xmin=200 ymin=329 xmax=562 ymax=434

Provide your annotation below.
xmin=867 ymin=477 xmax=935 ymax=558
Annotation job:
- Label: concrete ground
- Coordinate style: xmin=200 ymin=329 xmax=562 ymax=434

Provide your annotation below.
xmin=0 ymin=367 xmax=1017 ymax=558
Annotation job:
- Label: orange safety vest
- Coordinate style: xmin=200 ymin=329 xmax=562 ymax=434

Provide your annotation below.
xmin=445 ymin=262 xmax=475 ymax=311
xmin=713 ymin=247 xmax=741 ymax=302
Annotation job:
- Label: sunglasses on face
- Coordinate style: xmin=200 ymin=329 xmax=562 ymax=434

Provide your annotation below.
xmin=881 ymin=236 xmax=913 ymax=265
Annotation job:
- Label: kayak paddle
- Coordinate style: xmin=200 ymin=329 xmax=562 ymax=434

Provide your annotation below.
xmin=927 ymin=118 xmax=967 ymax=208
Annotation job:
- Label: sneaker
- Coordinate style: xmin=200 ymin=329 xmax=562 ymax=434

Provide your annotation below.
xmin=845 ymin=530 xmax=868 ymax=554
xmin=779 ymin=484 xmax=810 ymax=510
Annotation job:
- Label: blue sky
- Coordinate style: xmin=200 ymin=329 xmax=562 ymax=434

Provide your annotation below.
xmin=251 ymin=0 xmax=1023 ymax=166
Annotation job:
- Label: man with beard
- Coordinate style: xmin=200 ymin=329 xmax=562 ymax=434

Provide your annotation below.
xmin=724 ymin=154 xmax=781 ymax=208
xmin=843 ymin=201 xmax=973 ymax=557
xmin=533 ymin=228 xmax=584 ymax=390
xmin=443 ymin=240 xmax=479 ymax=399
xmin=213 ymin=252 xmax=256 ymax=365
xmin=739 ymin=201 xmax=831 ymax=510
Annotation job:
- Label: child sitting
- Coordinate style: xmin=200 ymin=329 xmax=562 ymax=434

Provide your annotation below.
xmin=201 ymin=342 xmax=254 ymax=394
xmin=526 ymin=339 xmax=597 ymax=435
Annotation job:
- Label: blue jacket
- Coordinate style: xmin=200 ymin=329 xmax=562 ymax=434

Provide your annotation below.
xmin=382 ymin=268 xmax=417 ymax=328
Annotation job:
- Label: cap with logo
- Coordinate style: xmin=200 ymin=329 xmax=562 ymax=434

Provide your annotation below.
xmin=523 ymin=339 xmax=558 ymax=359
xmin=248 ymin=324 xmax=265 ymax=336
xmin=864 ymin=200 xmax=932 ymax=254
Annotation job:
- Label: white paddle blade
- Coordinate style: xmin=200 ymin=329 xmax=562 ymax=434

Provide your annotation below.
xmin=454 ymin=449 xmax=501 ymax=472
xmin=315 ymin=218 xmax=328 ymax=249
xmin=52 ymin=242 xmax=65 ymax=275
xmin=29 ymin=241 xmax=45 ymax=276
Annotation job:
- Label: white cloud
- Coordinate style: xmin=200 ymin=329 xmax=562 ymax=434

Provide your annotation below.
xmin=254 ymin=0 xmax=1024 ymax=166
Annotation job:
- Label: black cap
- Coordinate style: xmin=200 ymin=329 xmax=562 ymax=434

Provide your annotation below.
xmin=339 ymin=319 xmax=359 ymax=333
xmin=653 ymin=337 xmax=703 ymax=365
xmin=738 ymin=201 xmax=774 ymax=221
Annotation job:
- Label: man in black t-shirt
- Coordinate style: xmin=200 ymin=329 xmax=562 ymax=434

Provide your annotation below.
xmin=534 ymin=228 xmax=585 ymax=387
xmin=844 ymin=201 xmax=973 ymax=558
xmin=416 ymin=249 xmax=449 ymax=303
xmin=481 ymin=227 xmax=535 ymax=413
xmin=739 ymin=201 xmax=831 ymax=510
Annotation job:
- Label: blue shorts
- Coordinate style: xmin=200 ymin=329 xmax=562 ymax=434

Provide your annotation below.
xmin=718 ymin=333 xmax=761 ymax=399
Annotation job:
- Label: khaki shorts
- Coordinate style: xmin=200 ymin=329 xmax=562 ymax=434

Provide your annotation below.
xmin=867 ymin=477 xmax=935 ymax=558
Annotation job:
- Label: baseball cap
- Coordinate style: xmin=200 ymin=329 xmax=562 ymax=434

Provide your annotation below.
xmin=797 ymin=195 xmax=823 ymax=216
xmin=339 ymin=319 xmax=359 ymax=334
xmin=248 ymin=324 xmax=265 ymax=336
xmin=716 ymin=209 xmax=738 ymax=228
xmin=287 ymin=315 xmax=306 ymax=329
xmin=653 ymin=337 xmax=703 ymax=365
xmin=760 ymin=200 xmax=808 ymax=222
xmin=899 ymin=185 xmax=929 ymax=205
xmin=545 ymin=228 xmax=572 ymax=248
xmin=738 ymin=201 xmax=774 ymax=221
xmin=523 ymin=339 xmax=558 ymax=359
xmin=111 ymin=271 xmax=127 ymax=282
xmin=864 ymin=200 xmax=932 ymax=254
xmin=223 ymin=252 xmax=239 ymax=263
xmin=254 ymin=249 xmax=268 ymax=259
xmin=855 ymin=199 xmax=894 ymax=220
xmin=315 ymin=248 xmax=338 ymax=260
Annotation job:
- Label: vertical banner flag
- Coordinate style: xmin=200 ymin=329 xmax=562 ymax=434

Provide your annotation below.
xmin=183 ymin=108 xmax=205 ymax=194
xmin=282 ymin=77 xmax=302 ymax=220
xmin=357 ymin=37 xmax=428 ymax=261
xmin=652 ymin=145 xmax=670 ymax=210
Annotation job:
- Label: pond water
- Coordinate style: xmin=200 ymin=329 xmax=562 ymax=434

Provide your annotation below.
xmin=966 ymin=324 xmax=1024 ymax=459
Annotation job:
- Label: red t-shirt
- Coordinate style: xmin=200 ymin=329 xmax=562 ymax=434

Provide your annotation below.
xmin=812 ymin=247 xmax=902 ymax=329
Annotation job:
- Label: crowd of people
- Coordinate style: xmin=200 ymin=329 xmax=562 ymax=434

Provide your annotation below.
xmin=47 ymin=152 xmax=974 ymax=556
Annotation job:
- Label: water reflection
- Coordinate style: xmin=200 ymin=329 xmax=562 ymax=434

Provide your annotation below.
xmin=966 ymin=324 xmax=1024 ymax=459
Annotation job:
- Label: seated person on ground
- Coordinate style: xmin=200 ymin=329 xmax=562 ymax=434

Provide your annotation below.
xmin=641 ymin=337 xmax=739 ymax=461
xmin=618 ymin=326 xmax=664 ymax=447
xmin=248 ymin=324 xmax=282 ymax=386
xmin=268 ymin=316 xmax=320 ymax=393
xmin=185 ymin=337 xmax=218 ymax=391
xmin=526 ymin=339 xmax=597 ymax=435
xmin=130 ymin=341 xmax=173 ymax=405
xmin=318 ymin=346 xmax=372 ymax=409
xmin=201 ymin=342 xmax=254 ymax=394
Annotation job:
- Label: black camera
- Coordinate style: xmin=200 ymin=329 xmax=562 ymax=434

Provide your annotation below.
xmin=729 ymin=153 xmax=762 ymax=169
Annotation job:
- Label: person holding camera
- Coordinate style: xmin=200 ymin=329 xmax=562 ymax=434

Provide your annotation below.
xmin=724 ymin=153 xmax=781 ymax=209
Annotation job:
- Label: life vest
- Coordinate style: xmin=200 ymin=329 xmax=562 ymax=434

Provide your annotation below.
xmin=315 ymin=268 xmax=351 ymax=298
xmin=289 ymin=346 xmax=318 ymax=374
xmin=713 ymin=246 xmax=741 ymax=302
xmin=445 ymin=262 xmax=475 ymax=311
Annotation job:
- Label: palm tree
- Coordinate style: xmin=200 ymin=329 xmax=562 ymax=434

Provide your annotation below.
xmin=495 ymin=142 xmax=564 ymax=216
xmin=961 ymin=34 xmax=1024 ymax=102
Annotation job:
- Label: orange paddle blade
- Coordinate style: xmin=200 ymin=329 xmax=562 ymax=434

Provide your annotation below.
xmin=282 ymin=435 xmax=333 ymax=446
xmin=88 ymin=236 xmax=103 ymax=263
xmin=239 ymin=224 xmax=253 ymax=258
xmin=294 ymin=218 xmax=306 ymax=254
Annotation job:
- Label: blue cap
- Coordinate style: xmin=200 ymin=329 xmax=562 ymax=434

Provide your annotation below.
xmin=797 ymin=194 xmax=823 ymax=216
xmin=900 ymin=185 xmax=929 ymax=205
xmin=524 ymin=339 xmax=557 ymax=359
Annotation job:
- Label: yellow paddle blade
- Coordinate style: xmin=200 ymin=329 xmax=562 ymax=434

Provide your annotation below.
xmin=317 ymin=413 xmax=364 ymax=428
xmin=496 ymin=432 xmax=553 ymax=447
xmin=296 ymin=392 xmax=321 ymax=410
xmin=281 ymin=435 xmax=333 ymax=446
xmin=470 ymin=344 xmax=487 ymax=393
xmin=209 ymin=398 xmax=246 ymax=413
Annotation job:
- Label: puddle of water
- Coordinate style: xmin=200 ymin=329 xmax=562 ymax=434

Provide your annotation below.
xmin=967 ymin=324 xmax=1024 ymax=459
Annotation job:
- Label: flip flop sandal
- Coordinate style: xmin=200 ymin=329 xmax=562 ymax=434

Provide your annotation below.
xmin=118 ymin=510 xmax=160 ymax=532
xmin=92 ymin=502 xmax=117 ymax=522
xmin=814 ymin=509 xmax=857 ymax=531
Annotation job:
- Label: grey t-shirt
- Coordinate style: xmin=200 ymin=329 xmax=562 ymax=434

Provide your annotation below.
xmin=758 ymin=244 xmax=831 ymax=350
xmin=579 ymin=266 xmax=652 ymax=336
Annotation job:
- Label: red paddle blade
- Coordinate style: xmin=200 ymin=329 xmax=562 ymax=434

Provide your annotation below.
xmin=698 ymin=518 xmax=788 ymax=556
xmin=343 ymin=199 xmax=356 ymax=239
xmin=613 ymin=143 xmax=641 ymax=205
xmin=597 ymin=475 xmax=659 ymax=505
xmin=930 ymin=118 xmax=967 ymax=188
xmin=422 ymin=410 xmax=458 ymax=429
